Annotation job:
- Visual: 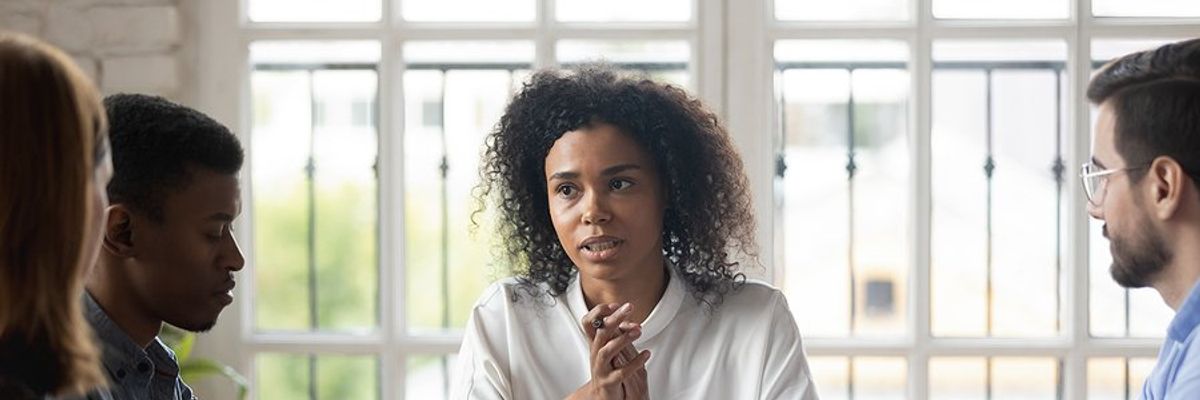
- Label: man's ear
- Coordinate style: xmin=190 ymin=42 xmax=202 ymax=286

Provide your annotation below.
xmin=102 ymin=205 xmax=136 ymax=257
xmin=1148 ymin=156 xmax=1187 ymax=221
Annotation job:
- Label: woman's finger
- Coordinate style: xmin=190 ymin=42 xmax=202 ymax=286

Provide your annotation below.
xmin=597 ymin=328 xmax=641 ymax=366
xmin=591 ymin=303 xmax=635 ymax=342
xmin=622 ymin=367 xmax=648 ymax=400
xmin=602 ymin=350 xmax=651 ymax=386
xmin=580 ymin=303 xmax=621 ymax=340
xmin=612 ymin=343 xmax=639 ymax=368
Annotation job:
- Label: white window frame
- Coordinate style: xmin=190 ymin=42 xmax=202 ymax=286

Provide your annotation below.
xmin=729 ymin=0 xmax=1200 ymax=399
xmin=188 ymin=0 xmax=1200 ymax=398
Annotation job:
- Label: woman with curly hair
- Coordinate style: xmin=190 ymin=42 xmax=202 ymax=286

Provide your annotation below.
xmin=453 ymin=65 xmax=817 ymax=399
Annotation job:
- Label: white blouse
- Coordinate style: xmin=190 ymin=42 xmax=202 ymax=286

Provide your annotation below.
xmin=451 ymin=267 xmax=820 ymax=400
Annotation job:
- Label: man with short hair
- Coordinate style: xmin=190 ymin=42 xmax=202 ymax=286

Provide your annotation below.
xmin=1084 ymin=38 xmax=1200 ymax=398
xmin=85 ymin=93 xmax=246 ymax=399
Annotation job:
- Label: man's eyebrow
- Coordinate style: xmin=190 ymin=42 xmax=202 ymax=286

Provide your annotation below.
xmin=207 ymin=212 xmax=236 ymax=222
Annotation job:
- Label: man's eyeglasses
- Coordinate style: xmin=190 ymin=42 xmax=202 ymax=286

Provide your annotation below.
xmin=1079 ymin=162 xmax=1146 ymax=207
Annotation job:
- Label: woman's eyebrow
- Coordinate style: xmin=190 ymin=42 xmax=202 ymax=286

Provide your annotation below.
xmin=601 ymin=164 xmax=641 ymax=176
xmin=548 ymin=170 xmax=579 ymax=181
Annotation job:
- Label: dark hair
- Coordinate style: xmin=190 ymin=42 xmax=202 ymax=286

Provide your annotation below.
xmin=104 ymin=94 xmax=244 ymax=220
xmin=475 ymin=65 xmax=757 ymax=307
xmin=1088 ymin=38 xmax=1200 ymax=182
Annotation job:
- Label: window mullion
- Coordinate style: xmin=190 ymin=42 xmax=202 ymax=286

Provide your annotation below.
xmin=910 ymin=0 xmax=934 ymax=398
xmin=536 ymin=0 xmax=555 ymax=68
xmin=695 ymin=0 xmax=724 ymax=116
xmin=1066 ymin=0 xmax=1095 ymax=396
xmin=380 ymin=9 xmax=404 ymax=397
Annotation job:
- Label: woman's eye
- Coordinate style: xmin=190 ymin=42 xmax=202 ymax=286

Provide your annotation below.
xmin=610 ymin=179 xmax=633 ymax=191
xmin=557 ymin=185 xmax=577 ymax=197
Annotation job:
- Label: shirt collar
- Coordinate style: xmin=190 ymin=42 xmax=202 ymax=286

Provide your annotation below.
xmin=83 ymin=292 xmax=182 ymax=380
xmin=1168 ymin=279 xmax=1200 ymax=342
xmin=565 ymin=262 xmax=685 ymax=345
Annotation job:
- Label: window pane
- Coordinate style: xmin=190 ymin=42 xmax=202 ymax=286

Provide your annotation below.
xmin=252 ymin=70 xmax=313 ymax=331
xmin=807 ymin=357 xmax=905 ymax=400
xmin=312 ymin=70 xmax=379 ymax=331
xmin=403 ymin=42 xmax=532 ymax=334
xmin=402 ymin=0 xmax=534 ymax=22
xmin=933 ymin=0 xmax=1067 ymax=19
xmin=931 ymin=40 xmax=1066 ymax=338
xmin=1089 ymin=39 xmax=1180 ymax=338
xmin=1130 ymin=358 xmax=1157 ymax=394
xmin=1093 ymin=0 xmax=1200 ymax=17
xmin=930 ymin=358 xmax=987 ymax=400
xmin=809 ymin=357 xmax=850 ymax=400
xmin=855 ymin=357 xmax=907 ymax=399
xmin=993 ymin=358 xmax=1058 ymax=399
xmin=1088 ymin=358 xmax=1126 ymax=400
xmin=775 ymin=40 xmax=910 ymax=339
xmin=989 ymin=68 xmax=1063 ymax=337
xmin=1130 ymin=288 xmax=1173 ymax=337
xmin=780 ymin=68 xmax=852 ymax=338
xmin=256 ymin=354 xmax=379 ymax=400
xmin=556 ymin=0 xmax=690 ymax=22
xmin=1088 ymin=357 xmax=1158 ymax=400
xmin=251 ymin=41 xmax=381 ymax=333
xmin=930 ymin=357 xmax=1059 ymax=399
xmin=775 ymin=0 xmax=908 ymax=21
xmin=407 ymin=355 xmax=458 ymax=399
xmin=249 ymin=0 xmax=380 ymax=22
xmin=556 ymin=40 xmax=690 ymax=89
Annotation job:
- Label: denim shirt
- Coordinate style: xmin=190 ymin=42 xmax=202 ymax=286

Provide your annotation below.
xmin=82 ymin=293 xmax=194 ymax=400
xmin=1143 ymin=279 xmax=1200 ymax=400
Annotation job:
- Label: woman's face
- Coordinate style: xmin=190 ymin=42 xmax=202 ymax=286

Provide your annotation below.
xmin=544 ymin=122 xmax=666 ymax=282
xmin=83 ymin=148 xmax=112 ymax=277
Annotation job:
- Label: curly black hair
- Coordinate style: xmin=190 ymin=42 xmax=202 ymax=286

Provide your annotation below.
xmin=474 ymin=65 xmax=758 ymax=307
xmin=104 ymin=93 xmax=244 ymax=221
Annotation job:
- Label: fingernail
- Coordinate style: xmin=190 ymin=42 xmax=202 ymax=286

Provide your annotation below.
xmin=621 ymin=303 xmax=632 ymax=311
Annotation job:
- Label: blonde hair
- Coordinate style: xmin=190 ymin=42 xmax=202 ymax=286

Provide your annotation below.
xmin=0 ymin=31 xmax=107 ymax=396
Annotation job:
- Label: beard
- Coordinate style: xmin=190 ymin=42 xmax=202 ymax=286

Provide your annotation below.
xmin=1107 ymin=214 xmax=1172 ymax=288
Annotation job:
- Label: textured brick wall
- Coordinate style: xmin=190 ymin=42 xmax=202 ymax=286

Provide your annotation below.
xmin=0 ymin=0 xmax=183 ymax=99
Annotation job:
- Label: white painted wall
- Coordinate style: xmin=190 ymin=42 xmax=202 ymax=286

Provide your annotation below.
xmin=0 ymin=0 xmax=185 ymax=99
